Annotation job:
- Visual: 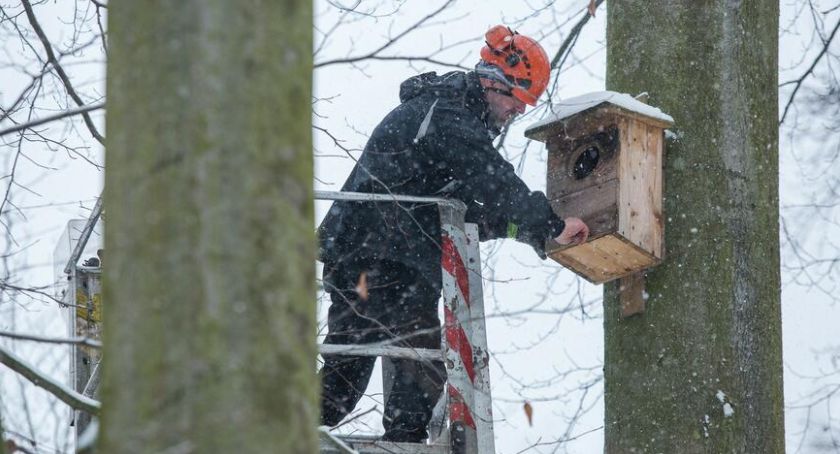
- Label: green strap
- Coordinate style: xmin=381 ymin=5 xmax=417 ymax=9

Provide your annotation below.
xmin=506 ymin=222 xmax=519 ymax=239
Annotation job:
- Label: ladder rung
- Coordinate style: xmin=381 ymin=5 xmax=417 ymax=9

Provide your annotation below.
xmin=319 ymin=343 xmax=442 ymax=362
xmin=320 ymin=434 xmax=450 ymax=454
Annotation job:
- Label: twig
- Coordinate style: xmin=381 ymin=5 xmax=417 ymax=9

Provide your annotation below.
xmin=20 ymin=0 xmax=105 ymax=143
xmin=315 ymin=0 xmax=455 ymax=68
xmin=551 ymin=0 xmax=605 ymax=69
xmin=780 ymin=16 xmax=840 ymax=125
xmin=0 ymin=102 xmax=105 ymax=138
xmin=319 ymin=55 xmax=468 ymax=70
xmin=332 ymin=406 xmax=377 ymax=430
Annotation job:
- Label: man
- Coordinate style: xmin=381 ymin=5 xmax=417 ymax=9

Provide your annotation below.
xmin=317 ymin=25 xmax=590 ymax=442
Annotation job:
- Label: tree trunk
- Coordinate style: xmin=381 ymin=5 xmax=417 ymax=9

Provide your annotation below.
xmin=1 ymin=415 xmax=6 ymax=454
xmin=604 ymin=1 xmax=784 ymax=453
xmin=100 ymin=1 xmax=315 ymax=452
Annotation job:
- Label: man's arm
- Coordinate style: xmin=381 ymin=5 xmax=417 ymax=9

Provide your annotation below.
xmin=425 ymin=115 xmax=582 ymax=255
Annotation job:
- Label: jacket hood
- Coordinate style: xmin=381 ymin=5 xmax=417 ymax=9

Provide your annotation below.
xmin=398 ymin=71 xmax=495 ymax=136
xmin=399 ymin=71 xmax=470 ymax=102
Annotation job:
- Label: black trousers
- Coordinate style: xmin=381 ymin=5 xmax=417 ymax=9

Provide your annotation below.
xmin=319 ymin=260 xmax=446 ymax=442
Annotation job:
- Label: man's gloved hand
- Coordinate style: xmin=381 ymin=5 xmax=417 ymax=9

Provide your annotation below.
xmin=554 ymin=217 xmax=590 ymax=246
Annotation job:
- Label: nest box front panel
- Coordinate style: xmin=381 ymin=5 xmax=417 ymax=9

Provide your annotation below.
xmin=543 ymin=114 xmax=664 ymax=283
xmin=547 ymin=124 xmax=620 ymax=242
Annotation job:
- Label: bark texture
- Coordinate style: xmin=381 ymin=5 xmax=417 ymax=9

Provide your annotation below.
xmin=1 ymin=415 xmax=6 ymax=454
xmin=604 ymin=1 xmax=784 ymax=453
xmin=101 ymin=1 xmax=316 ymax=452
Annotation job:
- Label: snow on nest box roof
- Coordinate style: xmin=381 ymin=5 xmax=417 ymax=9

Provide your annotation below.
xmin=525 ymin=91 xmax=674 ymax=141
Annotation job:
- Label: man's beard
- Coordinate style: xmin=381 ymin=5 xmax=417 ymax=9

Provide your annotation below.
xmin=483 ymin=107 xmax=516 ymax=139
xmin=493 ymin=111 xmax=516 ymax=130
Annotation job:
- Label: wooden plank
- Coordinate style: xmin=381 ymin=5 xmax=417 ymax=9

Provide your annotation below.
xmin=547 ymin=179 xmax=618 ymax=250
xmin=650 ymin=125 xmax=665 ymax=257
xmin=608 ymin=233 xmax=662 ymax=267
xmin=617 ymin=117 xmax=639 ymax=249
xmin=550 ymin=245 xmax=614 ymax=283
xmin=546 ymin=125 xmax=620 ymax=200
xmin=619 ymin=272 xmax=646 ymax=317
xmin=526 ymin=104 xmax=672 ymax=143
xmin=649 ymin=128 xmax=665 ymax=258
xmin=588 ymin=235 xmax=657 ymax=279
xmin=600 ymin=105 xmax=673 ymax=130
xmin=531 ymin=109 xmax=620 ymax=144
xmin=550 ymin=234 xmax=659 ymax=284
xmin=618 ymin=118 xmax=664 ymax=259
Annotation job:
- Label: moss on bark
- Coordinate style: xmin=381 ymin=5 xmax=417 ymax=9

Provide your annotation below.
xmin=604 ymin=1 xmax=784 ymax=452
xmin=101 ymin=1 xmax=316 ymax=452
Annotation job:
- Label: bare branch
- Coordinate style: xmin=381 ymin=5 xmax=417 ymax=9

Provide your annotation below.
xmin=315 ymin=0 xmax=456 ymax=68
xmin=0 ymin=62 xmax=50 ymax=124
xmin=0 ymin=102 xmax=104 ymax=138
xmin=0 ymin=343 xmax=101 ymax=415
xmin=0 ymin=330 xmax=102 ymax=349
xmin=780 ymin=16 xmax=840 ymax=125
xmin=0 ymin=279 xmax=75 ymax=309
xmin=319 ymin=55 xmax=469 ymax=70
xmin=20 ymin=0 xmax=105 ymax=143
xmin=551 ymin=0 xmax=604 ymax=70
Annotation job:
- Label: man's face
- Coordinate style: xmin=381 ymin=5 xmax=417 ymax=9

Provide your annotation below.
xmin=481 ymin=79 xmax=527 ymax=129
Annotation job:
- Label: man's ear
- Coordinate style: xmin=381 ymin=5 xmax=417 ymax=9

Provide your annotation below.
xmin=479 ymin=78 xmax=502 ymax=90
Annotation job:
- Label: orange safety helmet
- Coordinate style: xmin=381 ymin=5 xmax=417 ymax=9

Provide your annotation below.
xmin=478 ymin=25 xmax=550 ymax=106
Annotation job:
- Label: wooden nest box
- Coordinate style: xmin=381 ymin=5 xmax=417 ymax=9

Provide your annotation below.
xmin=525 ymin=91 xmax=674 ymax=284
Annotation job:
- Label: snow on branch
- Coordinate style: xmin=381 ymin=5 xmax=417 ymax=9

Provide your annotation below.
xmin=0 ymin=330 xmax=102 ymax=348
xmin=0 ymin=343 xmax=100 ymax=415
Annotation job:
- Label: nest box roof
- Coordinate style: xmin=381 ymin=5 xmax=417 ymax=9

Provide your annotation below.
xmin=525 ymin=91 xmax=674 ymax=140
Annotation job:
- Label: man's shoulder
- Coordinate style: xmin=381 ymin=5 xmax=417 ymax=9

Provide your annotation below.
xmin=369 ymin=70 xmax=491 ymax=147
xmin=425 ymin=101 xmax=491 ymax=144
xmin=395 ymin=71 xmax=481 ymax=118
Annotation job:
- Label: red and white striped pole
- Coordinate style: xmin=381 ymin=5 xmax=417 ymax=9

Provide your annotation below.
xmin=463 ymin=223 xmax=496 ymax=454
xmin=439 ymin=202 xmax=478 ymax=454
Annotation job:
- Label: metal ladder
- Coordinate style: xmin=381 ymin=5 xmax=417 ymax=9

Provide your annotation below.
xmin=54 ymin=198 xmax=104 ymax=450
xmin=315 ymin=191 xmax=496 ymax=454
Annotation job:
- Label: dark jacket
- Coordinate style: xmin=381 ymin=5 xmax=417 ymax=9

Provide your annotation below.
xmin=318 ymin=71 xmax=565 ymax=289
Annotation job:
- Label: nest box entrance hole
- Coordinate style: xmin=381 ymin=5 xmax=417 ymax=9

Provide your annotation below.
xmin=572 ymin=144 xmax=601 ymax=180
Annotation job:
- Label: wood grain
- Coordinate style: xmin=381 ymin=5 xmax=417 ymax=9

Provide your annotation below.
xmin=618 ymin=118 xmax=664 ymax=259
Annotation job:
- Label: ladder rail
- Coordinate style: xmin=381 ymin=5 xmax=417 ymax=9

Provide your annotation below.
xmin=316 ymin=191 xmax=493 ymax=454
xmin=463 ymin=224 xmax=495 ymax=454
xmin=438 ymin=202 xmax=479 ymax=454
